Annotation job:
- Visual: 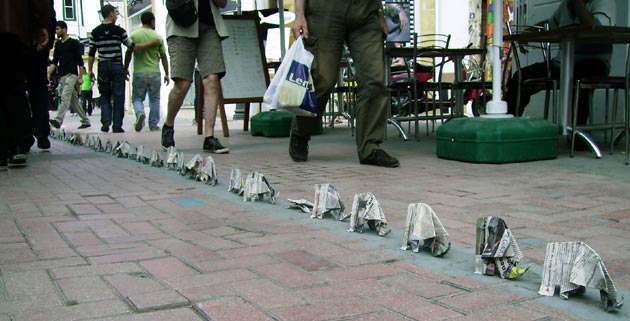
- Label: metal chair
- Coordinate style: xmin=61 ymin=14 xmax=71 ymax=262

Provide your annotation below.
xmin=507 ymin=23 xmax=559 ymax=121
xmin=570 ymin=43 xmax=630 ymax=165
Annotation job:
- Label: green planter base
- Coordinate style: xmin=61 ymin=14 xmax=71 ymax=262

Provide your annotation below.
xmin=436 ymin=117 xmax=558 ymax=164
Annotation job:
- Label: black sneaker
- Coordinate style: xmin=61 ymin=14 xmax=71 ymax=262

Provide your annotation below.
xmin=49 ymin=119 xmax=61 ymax=129
xmin=37 ymin=137 xmax=51 ymax=149
xmin=113 ymin=127 xmax=125 ymax=133
xmin=134 ymin=113 xmax=145 ymax=132
xmin=203 ymin=137 xmax=229 ymax=154
xmin=360 ymin=149 xmax=400 ymax=168
xmin=8 ymin=147 xmax=27 ymax=167
xmin=162 ymin=125 xmax=175 ymax=150
xmin=101 ymin=122 xmax=111 ymax=133
xmin=78 ymin=123 xmax=91 ymax=129
xmin=289 ymin=133 xmax=309 ymax=162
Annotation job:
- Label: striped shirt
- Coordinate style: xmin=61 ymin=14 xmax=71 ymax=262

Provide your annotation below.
xmin=88 ymin=23 xmax=134 ymax=62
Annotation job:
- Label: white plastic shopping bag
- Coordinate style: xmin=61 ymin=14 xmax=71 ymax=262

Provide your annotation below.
xmin=263 ymin=37 xmax=317 ymax=116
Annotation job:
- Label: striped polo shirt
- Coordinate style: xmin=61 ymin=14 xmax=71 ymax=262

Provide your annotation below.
xmin=88 ymin=23 xmax=134 ymax=62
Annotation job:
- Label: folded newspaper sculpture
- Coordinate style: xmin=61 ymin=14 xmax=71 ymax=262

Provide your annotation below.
xmin=201 ymin=156 xmax=218 ymax=185
xmin=84 ymin=134 xmax=93 ymax=148
xmin=50 ymin=128 xmax=60 ymax=139
xmin=150 ymin=149 xmax=163 ymax=167
xmin=166 ymin=147 xmax=179 ymax=170
xmin=94 ymin=137 xmax=103 ymax=152
xmin=243 ymin=171 xmax=277 ymax=204
xmin=228 ymin=169 xmax=244 ymax=195
xmin=312 ymin=184 xmax=346 ymax=220
xmin=67 ymin=133 xmax=83 ymax=145
xmin=114 ymin=141 xmax=130 ymax=158
xmin=127 ymin=143 xmax=138 ymax=160
xmin=539 ymin=242 xmax=624 ymax=312
xmin=176 ymin=153 xmax=186 ymax=175
xmin=287 ymin=199 xmax=314 ymax=213
xmin=104 ymin=139 xmax=113 ymax=153
xmin=110 ymin=141 xmax=121 ymax=155
xmin=475 ymin=216 xmax=528 ymax=279
xmin=347 ymin=193 xmax=391 ymax=236
xmin=136 ymin=145 xmax=150 ymax=164
xmin=401 ymin=203 xmax=450 ymax=257
xmin=185 ymin=154 xmax=204 ymax=179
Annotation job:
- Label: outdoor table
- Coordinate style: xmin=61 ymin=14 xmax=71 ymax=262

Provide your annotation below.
xmin=505 ymin=25 xmax=630 ymax=157
xmin=385 ymin=47 xmax=485 ymax=140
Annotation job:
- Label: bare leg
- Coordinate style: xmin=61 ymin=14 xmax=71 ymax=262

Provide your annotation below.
xmin=202 ymin=74 xmax=220 ymax=137
xmin=165 ymin=79 xmax=192 ymax=127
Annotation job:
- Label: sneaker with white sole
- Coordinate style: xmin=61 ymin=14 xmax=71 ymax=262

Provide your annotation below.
xmin=203 ymin=137 xmax=229 ymax=154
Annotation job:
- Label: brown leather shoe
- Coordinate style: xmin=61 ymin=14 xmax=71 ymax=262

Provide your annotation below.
xmin=360 ymin=149 xmax=400 ymax=168
xmin=289 ymin=133 xmax=309 ymax=162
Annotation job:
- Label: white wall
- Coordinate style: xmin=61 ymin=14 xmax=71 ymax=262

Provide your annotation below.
xmin=436 ymin=0 xmax=471 ymax=74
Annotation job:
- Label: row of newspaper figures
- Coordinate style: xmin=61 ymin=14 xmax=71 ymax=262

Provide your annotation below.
xmin=50 ymin=129 xmax=623 ymax=313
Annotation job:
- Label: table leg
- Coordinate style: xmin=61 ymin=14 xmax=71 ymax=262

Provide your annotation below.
xmin=559 ymin=38 xmax=574 ymax=136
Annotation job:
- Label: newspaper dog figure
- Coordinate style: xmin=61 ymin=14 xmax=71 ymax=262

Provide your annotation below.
xmin=228 ymin=169 xmax=244 ymax=195
xmin=184 ymin=154 xmax=204 ymax=179
xmin=243 ymin=171 xmax=277 ymax=204
xmin=110 ymin=141 xmax=121 ymax=156
xmin=287 ymin=199 xmax=314 ymax=214
xmin=114 ymin=141 xmax=130 ymax=158
xmin=201 ymin=156 xmax=218 ymax=185
xmin=176 ymin=152 xmax=187 ymax=175
xmin=539 ymin=242 xmax=624 ymax=312
xmin=475 ymin=216 xmax=528 ymax=279
xmin=104 ymin=139 xmax=113 ymax=153
xmin=150 ymin=149 xmax=163 ymax=167
xmin=312 ymin=184 xmax=346 ymax=220
xmin=127 ymin=143 xmax=138 ymax=160
xmin=136 ymin=145 xmax=150 ymax=164
xmin=347 ymin=193 xmax=391 ymax=236
xmin=401 ymin=203 xmax=450 ymax=257
xmin=166 ymin=147 xmax=179 ymax=170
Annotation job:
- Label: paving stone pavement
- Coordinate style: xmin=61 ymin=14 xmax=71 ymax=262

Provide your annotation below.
xmin=0 ymin=113 xmax=629 ymax=321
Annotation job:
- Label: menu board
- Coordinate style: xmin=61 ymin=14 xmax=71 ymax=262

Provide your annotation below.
xmin=220 ymin=15 xmax=270 ymax=102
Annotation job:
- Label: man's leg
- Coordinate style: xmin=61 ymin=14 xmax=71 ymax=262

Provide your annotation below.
xmin=573 ymin=60 xmax=609 ymax=125
xmin=98 ymin=62 xmax=113 ymax=131
xmin=111 ymin=63 xmax=126 ymax=132
xmin=347 ymin=16 xmax=389 ymax=161
xmin=52 ymin=75 xmax=74 ymax=126
xmin=201 ymin=74 xmax=220 ymax=136
xmin=132 ymin=73 xmax=148 ymax=131
xmin=147 ymin=72 xmax=161 ymax=128
xmin=26 ymin=50 xmax=50 ymax=147
xmin=68 ymin=76 xmax=90 ymax=127
xmin=504 ymin=62 xmax=549 ymax=116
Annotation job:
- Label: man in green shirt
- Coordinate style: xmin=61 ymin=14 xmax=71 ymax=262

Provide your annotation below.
xmin=124 ymin=11 xmax=169 ymax=132
xmin=80 ymin=73 xmax=94 ymax=116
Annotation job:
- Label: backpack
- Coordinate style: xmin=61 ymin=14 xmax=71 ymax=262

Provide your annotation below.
xmin=166 ymin=0 xmax=197 ymax=27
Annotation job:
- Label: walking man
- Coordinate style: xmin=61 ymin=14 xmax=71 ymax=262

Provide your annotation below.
xmin=88 ymin=4 xmax=159 ymax=133
xmin=289 ymin=0 xmax=399 ymax=167
xmin=48 ymin=20 xmax=91 ymax=130
xmin=124 ymin=11 xmax=169 ymax=132
xmin=162 ymin=0 xmax=230 ymax=153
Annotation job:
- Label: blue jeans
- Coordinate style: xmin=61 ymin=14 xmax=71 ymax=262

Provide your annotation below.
xmin=132 ymin=72 xmax=161 ymax=127
xmin=97 ymin=61 xmax=125 ymax=130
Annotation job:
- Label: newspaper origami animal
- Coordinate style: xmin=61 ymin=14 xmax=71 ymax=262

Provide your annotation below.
xmin=127 ymin=143 xmax=138 ymax=160
xmin=287 ymin=199 xmax=314 ymax=214
xmin=110 ymin=140 xmax=121 ymax=155
xmin=104 ymin=139 xmax=113 ymax=153
xmin=50 ymin=128 xmax=60 ymax=139
xmin=185 ymin=154 xmax=204 ymax=179
xmin=201 ymin=156 xmax=218 ymax=185
xmin=401 ymin=203 xmax=450 ymax=257
xmin=539 ymin=242 xmax=624 ymax=312
xmin=84 ymin=134 xmax=93 ymax=148
xmin=166 ymin=147 xmax=179 ymax=170
xmin=176 ymin=152 xmax=186 ymax=175
xmin=228 ymin=169 xmax=244 ymax=195
xmin=68 ymin=133 xmax=83 ymax=145
xmin=114 ymin=141 xmax=130 ymax=158
xmin=150 ymin=149 xmax=163 ymax=167
xmin=312 ymin=184 xmax=346 ymax=220
xmin=136 ymin=145 xmax=150 ymax=164
xmin=243 ymin=171 xmax=277 ymax=204
xmin=347 ymin=193 xmax=391 ymax=236
xmin=475 ymin=216 xmax=528 ymax=279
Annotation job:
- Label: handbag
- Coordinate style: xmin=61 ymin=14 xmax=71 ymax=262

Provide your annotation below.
xmin=166 ymin=0 xmax=198 ymax=27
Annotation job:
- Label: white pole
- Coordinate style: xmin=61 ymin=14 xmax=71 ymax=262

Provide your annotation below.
xmin=483 ymin=0 xmax=511 ymax=117
xmin=279 ymin=0 xmax=286 ymax=59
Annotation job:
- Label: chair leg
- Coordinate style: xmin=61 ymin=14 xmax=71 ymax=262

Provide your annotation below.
xmin=610 ymin=89 xmax=619 ymax=155
xmin=570 ymin=80 xmax=581 ymax=158
xmin=543 ymin=88 xmax=550 ymax=120
xmin=625 ymin=88 xmax=629 ymax=165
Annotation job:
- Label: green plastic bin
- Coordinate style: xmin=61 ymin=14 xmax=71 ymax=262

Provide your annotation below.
xmin=436 ymin=117 xmax=558 ymax=164
xmin=250 ymin=111 xmax=294 ymax=137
